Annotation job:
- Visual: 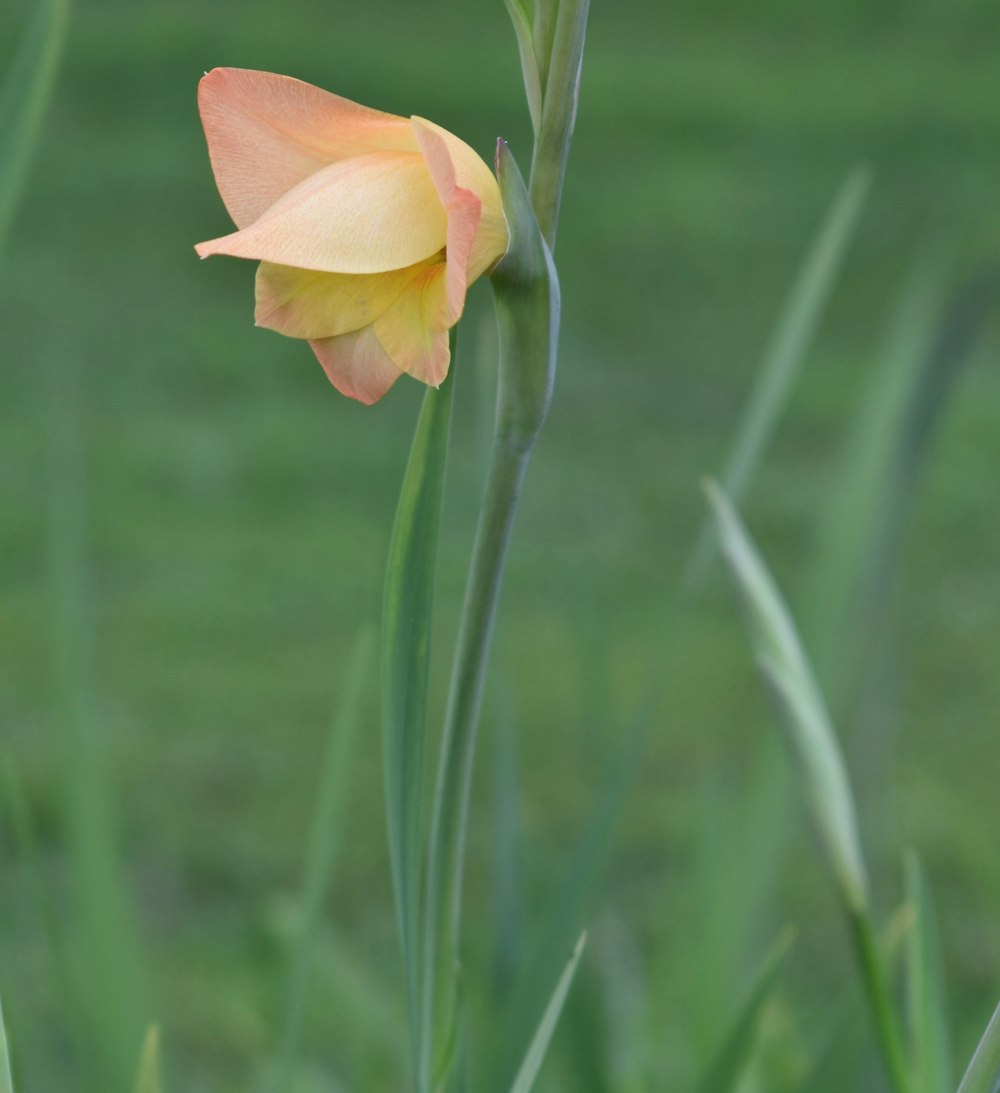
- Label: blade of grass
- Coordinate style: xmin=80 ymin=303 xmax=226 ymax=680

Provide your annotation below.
xmin=695 ymin=927 xmax=795 ymax=1093
xmin=804 ymin=251 xmax=950 ymax=702
xmin=263 ymin=627 xmax=375 ymax=1092
xmin=46 ymin=352 xmax=147 ymax=1091
xmin=0 ymin=992 xmax=14 ymax=1093
xmin=904 ymin=853 xmax=952 ymax=1093
xmin=132 ymin=1026 xmax=161 ymax=1093
xmin=683 ymin=167 xmax=872 ymax=593
xmin=0 ymin=0 xmax=71 ymax=252
xmin=509 ymin=934 xmax=586 ymax=1093
xmin=706 ymin=482 xmax=910 ymax=1093
xmin=957 ymin=999 xmax=1000 ymax=1093
xmin=383 ymin=362 xmax=456 ymax=1078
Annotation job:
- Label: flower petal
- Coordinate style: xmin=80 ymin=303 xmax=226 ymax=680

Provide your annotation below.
xmin=195 ymin=151 xmax=448 ymax=274
xmin=411 ymin=119 xmax=482 ymax=325
xmin=373 ymin=264 xmax=451 ymax=386
xmin=412 ymin=116 xmax=509 ymax=286
xmin=255 ymin=259 xmax=435 ymax=340
xmin=198 ymin=68 xmax=416 ymax=228
xmin=308 ymin=326 xmax=403 ymax=404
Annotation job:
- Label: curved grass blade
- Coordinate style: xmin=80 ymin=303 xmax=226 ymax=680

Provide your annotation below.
xmin=957 ymin=999 xmax=1000 ymax=1093
xmin=905 ymin=853 xmax=952 ymax=1093
xmin=0 ymin=0 xmax=71 ymax=252
xmin=683 ymin=167 xmax=871 ymax=593
xmin=383 ymin=365 xmax=456 ymax=1072
xmin=706 ymin=482 xmax=911 ymax=1093
xmin=695 ymin=927 xmax=795 ymax=1093
xmin=509 ymin=934 xmax=586 ymax=1093
xmin=263 ymin=627 xmax=375 ymax=1093
xmin=132 ymin=1026 xmax=161 ymax=1093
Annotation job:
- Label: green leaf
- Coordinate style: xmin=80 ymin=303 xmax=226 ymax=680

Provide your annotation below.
xmin=509 ymin=934 xmax=586 ymax=1093
xmin=684 ymin=167 xmax=871 ymax=593
xmin=904 ymin=853 xmax=952 ymax=1093
xmin=695 ymin=927 xmax=795 ymax=1093
xmin=0 ymin=993 xmax=14 ymax=1093
xmin=957 ymin=999 xmax=1000 ymax=1093
xmin=0 ymin=0 xmax=71 ymax=253
xmin=132 ymin=1026 xmax=161 ymax=1093
xmin=503 ymin=0 xmax=543 ymax=134
xmin=264 ymin=627 xmax=375 ymax=1093
xmin=382 ymin=366 xmax=455 ymax=1068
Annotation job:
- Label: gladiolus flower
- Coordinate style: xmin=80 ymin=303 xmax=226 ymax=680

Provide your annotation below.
xmin=195 ymin=68 xmax=509 ymax=404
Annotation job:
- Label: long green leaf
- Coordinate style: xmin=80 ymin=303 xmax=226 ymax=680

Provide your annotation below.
xmin=509 ymin=934 xmax=586 ymax=1093
xmin=695 ymin=927 xmax=795 ymax=1093
xmin=46 ymin=352 xmax=147 ymax=1090
xmin=132 ymin=1026 xmax=161 ymax=1093
xmin=957 ymin=999 xmax=1000 ymax=1093
xmin=264 ymin=627 xmax=375 ymax=1092
xmin=905 ymin=853 xmax=952 ymax=1093
xmin=683 ymin=167 xmax=871 ymax=593
xmin=0 ymin=0 xmax=71 ymax=252
xmin=804 ymin=252 xmax=950 ymax=700
xmin=0 ymin=993 xmax=14 ymax=1093
xmin=382 ymin=366 xmax=455 ymax=1069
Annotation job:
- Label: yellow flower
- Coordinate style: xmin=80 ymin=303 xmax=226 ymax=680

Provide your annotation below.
xmin=195 ymin=68 xmax=509 ymax=403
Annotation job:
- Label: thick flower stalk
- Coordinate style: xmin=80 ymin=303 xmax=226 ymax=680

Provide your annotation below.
xmin=195 ymin=68 xmax=508 ymax=403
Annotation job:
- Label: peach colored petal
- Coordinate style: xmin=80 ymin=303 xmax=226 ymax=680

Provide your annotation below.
xmin=195 ymin=151 xmax=448 ymax=274
xmin=411 ymin=116 xmax=509 ymax=283
xmin=308 ymin=326 xmax=403 ymax=404
xmin=373 ymin=264 xmax=451 ymax=386
xmin=198 ymin=68 xmax=416 ymax=228
xmin=255 ymin=259 xmax=438 ymax=340
xmin=411 ymin=119 xmax=482 ymax=326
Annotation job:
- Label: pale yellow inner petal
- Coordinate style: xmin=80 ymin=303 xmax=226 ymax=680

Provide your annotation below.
xmin=198 ymin=151 xmax=449 ymax=274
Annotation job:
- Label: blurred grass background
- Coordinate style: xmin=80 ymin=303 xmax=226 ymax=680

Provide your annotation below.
xmin=2 ymin=0 xmax=999 ymax=1089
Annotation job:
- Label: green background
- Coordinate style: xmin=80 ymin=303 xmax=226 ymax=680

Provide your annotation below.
xmin=2 ymin=0 xmax=999 ymax=1088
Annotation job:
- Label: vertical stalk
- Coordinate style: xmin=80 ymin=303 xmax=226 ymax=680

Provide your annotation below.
xmin=850 ymin=911 xmax=911 ymax=1093
xmin=528 ymin=0 xmax=590 ymax=248
xmin=421 ymin=438 xmax=532 ymax=1085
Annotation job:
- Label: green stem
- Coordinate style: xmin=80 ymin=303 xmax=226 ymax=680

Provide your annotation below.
xmin=421 ymin=436 xmax=532 ymax=1088
xmin=528 ymin=0 xmax=590 ymax=248
xmin=850 ymin=911 xmax=911 ymax=1093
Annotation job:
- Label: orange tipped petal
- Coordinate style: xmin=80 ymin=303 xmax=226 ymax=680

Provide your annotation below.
xmin=198 ymin=68 xmax=416 ymax=228
xmin=196 ymin=151 xmax=448 ymax=274
xmin=373 ymin=264 xmax=451 ymax=386
xmin=308 ymin=326 xmax=403 ymax=404
xmin=411 ymin=116 xmax=509 ymax=285
xmin=255 ymin=260 xmax=431 ymax=340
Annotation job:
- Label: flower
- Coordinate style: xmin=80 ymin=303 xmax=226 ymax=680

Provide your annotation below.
xmin=195 ymin=68 xmax=509 ymax=404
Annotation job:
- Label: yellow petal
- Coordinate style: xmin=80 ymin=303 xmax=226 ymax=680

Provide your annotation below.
xmin=255 ymin=259 xmax=437 ymax=340
xmin=196 ymin=151 xmax=448 ymax=274
xmin=308 ymin=327 xmax=403 ymax=404
xmin=198 ymin=68 xmax=417 ymax=229
xmin=373 ymin=264 xmax=451 ymax=386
